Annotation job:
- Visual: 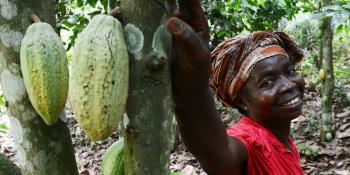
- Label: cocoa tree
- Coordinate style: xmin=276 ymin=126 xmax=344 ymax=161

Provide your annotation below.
xmin=120 ymin=0 xmax=173 ymax=174
xmin=0 ymin=0 xmax=78 ymax=174
xmin=0 ymin=154 xmax=21 ymax=174
xmin=319 ymin=0 xmax=335 ymax=142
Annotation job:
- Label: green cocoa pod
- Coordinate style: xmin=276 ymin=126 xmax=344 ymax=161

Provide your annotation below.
xmin=70 ymin=14 xmax=128 ymax=141
xmin=322 ymin=96 xmax=329 ymax=104
xmin=325 ymin=132 xmax=333 ymax=141
xmin=20 ymin=22 xmax=68 ymax=126
xmin=101 ymin=138 xmax=124 ymax=175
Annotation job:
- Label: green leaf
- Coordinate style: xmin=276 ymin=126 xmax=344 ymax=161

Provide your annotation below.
xmin=76 ymin=0 xmax=83 ymax=7
xmin=336 ymin=24 xmax=343 ymax=35
xmin=0 ymin=124 xmax=6 ymax=129
xmin=0 ymin=95 xmax=5 ymax=106
xmin=87 ymin=0 xmax=98 ymax=7
xmin=100 ymin=0 xmax=109 ymax=12
xmin=169 ymin=173 xmax=181 ymax=175
xmin=87 ymin=10 xmax=101 ymax=17
xmin=0 ymin=124 xmax=7 ymax=133
xmin=259 ymin=0 xmax=265 ymax=6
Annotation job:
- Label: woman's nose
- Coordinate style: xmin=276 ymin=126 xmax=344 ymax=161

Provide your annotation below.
xmin=279 ymin=76 xmax=297 ymax=94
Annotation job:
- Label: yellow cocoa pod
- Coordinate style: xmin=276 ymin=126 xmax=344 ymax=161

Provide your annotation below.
xmin=319 ymin=69 xmax=326 ymax=81
xmin=21 ymin=22 xmax=68 ymax=126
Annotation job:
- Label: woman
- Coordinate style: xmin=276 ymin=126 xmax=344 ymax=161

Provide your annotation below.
xmin=166 ymin=0 xmax=305 ymax=175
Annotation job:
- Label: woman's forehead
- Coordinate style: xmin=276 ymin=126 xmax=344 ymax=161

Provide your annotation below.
xmin=250 ymin=55 xmax=292 ymax=79
xmin=256 ymin=55 xmax=290 ymax=70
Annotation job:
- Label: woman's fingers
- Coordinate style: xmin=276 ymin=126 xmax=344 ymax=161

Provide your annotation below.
xmin=179 ymin=0 xmax=202 ymax=18
xmin=167 ymin=0 xmax=180 ymax=17
xmin=178 ymin=0 xmax=209 ymax=44
xmin=166 ymin=17 xmax=209 ymax=66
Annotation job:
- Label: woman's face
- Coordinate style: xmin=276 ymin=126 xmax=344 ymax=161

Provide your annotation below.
xmin=239 ymin=55 xmax=305 ymax=127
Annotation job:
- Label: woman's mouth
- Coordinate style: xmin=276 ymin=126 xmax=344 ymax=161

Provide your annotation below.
xmin=277 ymin=95 xmax=303 ymax=118
xmin=281 ymin=96 xmax=301 ymax=106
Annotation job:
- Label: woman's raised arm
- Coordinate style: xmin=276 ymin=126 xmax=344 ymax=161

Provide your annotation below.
xmin=166 ymin=1 xmax=247 ymax=174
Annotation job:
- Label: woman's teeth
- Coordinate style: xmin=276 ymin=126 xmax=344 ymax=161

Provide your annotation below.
xmin=283 ymin=97 xmax=300 ymax=106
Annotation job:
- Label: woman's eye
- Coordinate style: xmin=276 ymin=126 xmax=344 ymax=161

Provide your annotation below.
xmin=288 ymin=68 xmax=297 ymax=75
xmin=261 ymin=79 xmax=274 ymax=88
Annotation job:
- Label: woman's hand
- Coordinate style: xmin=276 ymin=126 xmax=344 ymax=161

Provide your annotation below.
xmin=166 ymin=0 xmax=211 ymax=95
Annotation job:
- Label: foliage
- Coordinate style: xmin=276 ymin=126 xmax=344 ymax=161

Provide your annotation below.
xmin=313 ymin=1 xmax=350 ymax=35
xmin=0 ymin=95 xmax=5 ymax=106
xmin=169 ymin=173 xmax=181 ymax=175
xmin=296 ymin=0 xmax=320 ymax=12
xmin=0 ymin=124 xmax=6 ymax=133
xmin=57 ymin=0 xmax=120 ymax=49
xmin=279 ymin=13 xmax=322 ymax=89
xmin=296 ymin=143 xmax=320 ymax=159
xmin=280 ymin=12 xmax=350 ymax=98
xmin=201 ymin=0 xmax=300 ymax=47
xmin=302 ymin=109 xmax=319 ymax=134
xmin=0 ymin=94 xmax=7 ymax=134
xmin=279 ymin=13 xmax=320 ymax=50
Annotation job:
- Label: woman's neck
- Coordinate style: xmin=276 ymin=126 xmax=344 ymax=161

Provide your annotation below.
xmin=268 ymin=123 xmax=291 ymax=144
xmin=266 ymin=121 xmax=292 ymax=150
xmin=248 ymin=116 xmax=292 ymax=146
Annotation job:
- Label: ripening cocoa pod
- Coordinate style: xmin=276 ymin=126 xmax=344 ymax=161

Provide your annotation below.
xmin=101 ymin=138 xmax=125 ymax=175
xmin=70 ymin=14 xmax=128 ymax=141
xmin=20 ymin=19 xmax=68 ymax=126
xmin=319 ymin=69 xmax=326 ymax=81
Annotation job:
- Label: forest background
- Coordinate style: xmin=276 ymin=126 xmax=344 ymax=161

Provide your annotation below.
xmin=0 ymin=0 xmax=350 ymax=175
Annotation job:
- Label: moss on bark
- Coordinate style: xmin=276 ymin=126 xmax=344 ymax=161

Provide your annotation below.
xmin=0 ymin=154 xmax=21 ymax=175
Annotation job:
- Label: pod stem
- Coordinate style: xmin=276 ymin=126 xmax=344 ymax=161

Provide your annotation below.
xmin=108 ymin=8 xmax=124 ymax=25
xmin=29 ymin=14 xmax=41 ymax=23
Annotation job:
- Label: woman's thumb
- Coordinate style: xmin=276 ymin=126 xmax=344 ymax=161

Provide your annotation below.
xmin=166 ymin=17 xmax=209 ymax=63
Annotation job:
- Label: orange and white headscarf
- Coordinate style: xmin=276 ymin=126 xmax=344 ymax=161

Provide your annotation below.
xmin=209 ymin=31 xmax=304 ymax=108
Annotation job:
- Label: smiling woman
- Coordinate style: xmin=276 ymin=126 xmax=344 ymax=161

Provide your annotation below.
xmin=166 ymin=0 xmax=306 ymax=174
xmin=209 ymin=32 xmax=305 ymax=175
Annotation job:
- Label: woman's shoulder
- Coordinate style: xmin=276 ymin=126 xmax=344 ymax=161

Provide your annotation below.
xmin=227 ymin=117 xmax=264 ymax=140
xmin=226 ymin=116 xmax=275 ymax=155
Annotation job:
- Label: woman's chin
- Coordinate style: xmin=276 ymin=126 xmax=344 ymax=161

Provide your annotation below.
xmin=276 ymin=100 xmax=303 ymax=120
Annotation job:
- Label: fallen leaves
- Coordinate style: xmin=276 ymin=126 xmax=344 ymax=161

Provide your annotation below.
xmin=0 ymin=87 xmax=349 ymax=175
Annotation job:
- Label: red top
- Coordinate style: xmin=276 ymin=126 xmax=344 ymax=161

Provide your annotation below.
xmin=227 ymin=117 xmax=304 ymax=175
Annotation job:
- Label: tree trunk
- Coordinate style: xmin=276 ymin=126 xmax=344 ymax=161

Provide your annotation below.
xmin=320 ymin=0 xmax=334 ymax=142
xmin=0 ymin=0 xmax=78 ymax=174
xmin=120 ymin=1 xmax=173 ymax=174
xmin=315 ymin=3 xmax=324 ymax=71
xmin=0 ymin=154 xmax=21 ymax=175
xmin=109 ymin=0 xmax=118 ymax=10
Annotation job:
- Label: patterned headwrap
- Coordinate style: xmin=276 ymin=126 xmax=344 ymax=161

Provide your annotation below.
xmin=209 ymin=31 xmax=304 ymax=108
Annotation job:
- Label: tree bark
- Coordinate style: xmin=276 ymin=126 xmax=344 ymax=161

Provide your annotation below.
xmin=320 ymin=0 xmax=334 ymax=142
xmin=0 ymin=154 xmax=21 ymax=175
xmin=0 ymin=0 xmax=78 ymax=174
xmin=120 ymin=1 xmax=173 ymax=174
xmin=109 ymin=0 xmax=118 ymax=10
